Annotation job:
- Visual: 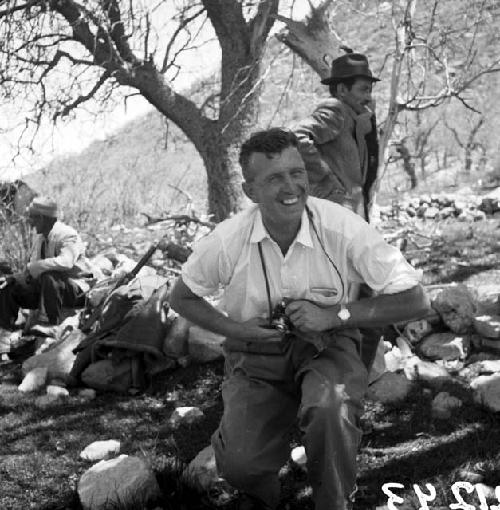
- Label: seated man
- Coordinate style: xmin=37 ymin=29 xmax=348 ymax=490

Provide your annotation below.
xmin=0 ymin=196 xmax=93 ymax=332
xmin=170 ymin=128 xmax=430 ymax=510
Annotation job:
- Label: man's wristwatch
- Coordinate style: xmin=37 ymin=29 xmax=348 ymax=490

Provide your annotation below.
xmin=337 ymin=304 xmax=351 ymax=322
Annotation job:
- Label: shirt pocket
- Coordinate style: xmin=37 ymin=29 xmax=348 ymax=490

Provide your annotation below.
xmin=306 ymin=287 xmax=341 ymax=307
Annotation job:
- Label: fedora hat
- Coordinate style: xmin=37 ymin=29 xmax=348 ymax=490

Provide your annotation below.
xmin=28 ymin=196 xmax=58 ymax=218
xmin=321 ymin=53 xmax=380 ymax=85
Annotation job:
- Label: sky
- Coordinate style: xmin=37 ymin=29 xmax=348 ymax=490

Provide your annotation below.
xmin=0 ymin=0 xmax=311 ymax=181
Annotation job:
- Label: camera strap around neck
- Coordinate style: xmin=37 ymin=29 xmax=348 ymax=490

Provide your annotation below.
xmin=257 ymin=205 xmax=345 ymax=312
xmin=257 ymin=241 xmax=273 ymax=324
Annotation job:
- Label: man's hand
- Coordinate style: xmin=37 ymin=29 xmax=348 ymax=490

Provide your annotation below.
xmin=0 ymin=275 xmax=16 ymax=290
xmin=231 ymin=317 xmax=284 ymax=343
xmin=286 ymin=300 xmax=335 ymax=333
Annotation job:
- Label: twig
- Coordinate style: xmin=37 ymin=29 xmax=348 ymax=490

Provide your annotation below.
xmin=141 ymin=213 xmax=215 ymax=229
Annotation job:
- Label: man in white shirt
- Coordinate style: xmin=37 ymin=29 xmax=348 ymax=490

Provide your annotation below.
xmin=0 ymin=197 xmax=92 ymax=331
xmin=170 ymin=128 xmax=430 ymax=510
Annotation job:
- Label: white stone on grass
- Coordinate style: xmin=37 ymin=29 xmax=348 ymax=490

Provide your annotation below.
xmin=46 ymin=385 xmax=70 ymax=398
xmin=78 ymin=455 xmax=161 ymax=510
xmin=169 ymin=406 xmax=204 ymax=426
xmin=18 ymin=367 xmax=48 ymax=392
xmin=470 ymin=373 xmax=500 ymax=412
xmin=80 ymin=440 xmax=121 ymax=461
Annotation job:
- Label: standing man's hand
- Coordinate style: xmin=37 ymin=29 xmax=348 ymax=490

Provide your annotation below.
xmin=285 ymin=300 xmax=335 ymax=333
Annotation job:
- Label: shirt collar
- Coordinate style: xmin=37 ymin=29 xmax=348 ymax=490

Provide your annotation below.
xmin=249 ymin=205 xmax=314 ymax=248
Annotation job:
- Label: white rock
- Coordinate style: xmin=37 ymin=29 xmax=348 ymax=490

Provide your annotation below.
xmin=46 ymin=385 xmax=69 ymax=399
xmin=170 ymin=406 xmax=204 ymax=426
xmin=0 ymin=329 xmax=23 ymax=354
xmin=417 ymin=333 xmax=469 ymax=361
xmin=403 ymin=356 xmax=451 ymax=381
xmin=184 ymin=445 xmax=220 ymax=489
xmin=477 ymin=359 xmax=500 ymax=373
xmin=80 ymin=440 xmax=121 ymax=461
xmin=384 ymin=346 xmax=404 ymax=372
xmin=18 ymin=367 xmax=48 ymax=392
xmin=404 ymin=319 xmax=433 ymax=344
xmin=291 ymin=446 xmax=307 ymax=466
xmin=188 ymin=326 xmax=224 ymax=363
xmin=470 ymin=373 xmax=500 ymax=411
xmin=78 ymin=388 xmax=97 ymax=400
xmin=473 ymin=315 xmax=500 ymax=339
xmin=366 ymin=372 xmax=412 ymax=404
xmin=431 ymin=391 xmax=463 ymax=419
xmin=78 ymin=455 xmax=161 ymax=510
xmin=432 ymin=284 xmax=477 ymax=334
xmin=395 ymin=336 xmax=413 ymax=357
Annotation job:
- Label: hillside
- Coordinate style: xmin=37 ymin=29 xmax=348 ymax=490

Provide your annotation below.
xmin=25 ymin=0 xmax=500 ymax=228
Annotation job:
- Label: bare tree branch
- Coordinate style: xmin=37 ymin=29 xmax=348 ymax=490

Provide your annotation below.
xmin=274 ymin=0 xmax=338 ymax=79
xmin=0 ymin=0 xmax=38 ymax=17
xmin=160 ymin=6 xmax=205 ymax=73
xmin=53 ymin=69 xmax=111 ymax=119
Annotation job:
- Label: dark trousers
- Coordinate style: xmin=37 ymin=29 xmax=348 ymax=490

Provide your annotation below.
xmin=0 ymin=271 xmax=85 ymax=329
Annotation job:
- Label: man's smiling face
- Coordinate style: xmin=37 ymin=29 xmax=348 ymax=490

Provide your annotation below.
xmin=243 ymin=146 xmax=309 ymax=230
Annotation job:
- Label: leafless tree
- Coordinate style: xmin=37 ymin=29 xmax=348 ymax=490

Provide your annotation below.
xmin=0 ymin=0 xmax=282 ymax=222
xmin=276 ymin=0 xmax=500 ymax=192
xmin=444 ymin=116 xmax=485 ymax=173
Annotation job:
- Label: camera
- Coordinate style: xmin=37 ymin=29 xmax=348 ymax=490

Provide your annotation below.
xmin=270 ymin=299 xmax=292 ymax=333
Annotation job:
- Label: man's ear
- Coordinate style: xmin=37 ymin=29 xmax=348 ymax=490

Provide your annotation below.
xmin=242 ymin=181 xmax=256 ymax=203
xmin=337 ymin=82 xmax=347 ymax=98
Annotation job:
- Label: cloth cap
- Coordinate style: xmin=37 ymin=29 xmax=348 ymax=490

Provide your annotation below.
xmin=321 ymin=53 xmax=380 ymax=85
xmin=28 ymin=196 xmax=58 ymax=218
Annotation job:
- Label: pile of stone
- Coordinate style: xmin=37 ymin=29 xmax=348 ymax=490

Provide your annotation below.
xmin=377 ymin=187 xmax=500 ymax=223
xmin=369 ymin=282 xmax=500 ymax=417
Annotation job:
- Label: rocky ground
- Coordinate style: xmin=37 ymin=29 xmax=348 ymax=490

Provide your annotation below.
xmin=1 ymin=186 xmax=500 ymax=510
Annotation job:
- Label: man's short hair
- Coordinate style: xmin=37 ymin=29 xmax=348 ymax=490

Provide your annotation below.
xmin=239 ymin=128 xmax=299 ymax=182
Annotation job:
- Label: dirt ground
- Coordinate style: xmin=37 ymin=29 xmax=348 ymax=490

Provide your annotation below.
xmin=1 ymin=215 xmax=500 ymax=510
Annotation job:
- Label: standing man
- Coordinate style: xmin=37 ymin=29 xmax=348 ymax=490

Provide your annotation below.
xmin=293 ymin=51 xmax=380 ymax=221
xmin=170 ymin=128 xmax=429 ymax=510
xmin=0 ymin=196 xmax=93 ymax=332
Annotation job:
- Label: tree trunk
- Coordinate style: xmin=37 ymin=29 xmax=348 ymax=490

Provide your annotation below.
xmin=199 ymin=133 xmax=245 ymax=222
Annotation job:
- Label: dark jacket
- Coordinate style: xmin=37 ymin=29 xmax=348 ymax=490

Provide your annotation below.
xmin=293 ymin=98 xmax=379 ymax=219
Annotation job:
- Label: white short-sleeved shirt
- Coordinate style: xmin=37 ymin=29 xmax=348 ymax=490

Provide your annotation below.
xmin=182 ymin=197 xmax=422 ymax=322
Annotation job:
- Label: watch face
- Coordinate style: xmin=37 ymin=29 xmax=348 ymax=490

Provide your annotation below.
xmin=338 ymin=307 xmax=351 ymax=321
